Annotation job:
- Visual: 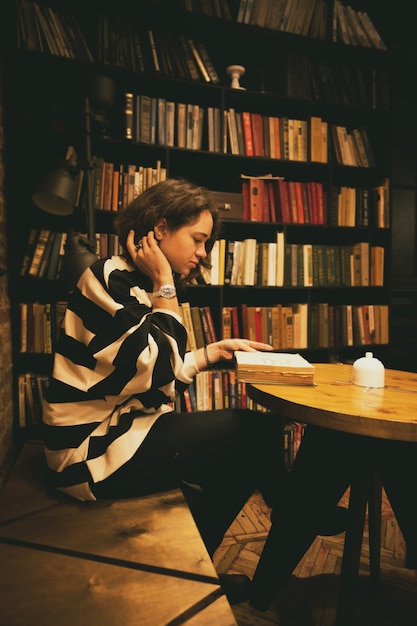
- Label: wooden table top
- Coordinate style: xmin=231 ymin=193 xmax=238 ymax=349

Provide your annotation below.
xmin=247 ymin=362 xmax=417 ymax=442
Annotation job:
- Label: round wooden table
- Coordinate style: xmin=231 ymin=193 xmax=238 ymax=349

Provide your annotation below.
xmin=247 ymin=362 xmax=417 ymax=626
xmin=247 ymin=362 xmax=417 ymax=442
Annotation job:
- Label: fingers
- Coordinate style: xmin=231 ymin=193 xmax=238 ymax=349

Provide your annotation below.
xmin=249 ymin=341 xmax=273 ymax=350
xmin=233 ymin=340 xmax=273 ymax=351
xmin=219 ymin=339 xmax=273 ymax=353
xmin=127 ymin=229 xmax=139 ymax=257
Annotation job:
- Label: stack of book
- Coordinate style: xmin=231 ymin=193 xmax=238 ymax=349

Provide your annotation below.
xmin=235 ymin=351 xmax=315 ymax=385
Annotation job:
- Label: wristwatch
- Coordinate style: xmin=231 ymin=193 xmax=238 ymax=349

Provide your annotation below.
xmin=152 ymin=284 xmax=177 ymax=299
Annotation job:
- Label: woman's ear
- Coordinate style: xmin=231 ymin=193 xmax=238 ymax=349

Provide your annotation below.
xmin=154 ymin=219 xmax=167 ymax=241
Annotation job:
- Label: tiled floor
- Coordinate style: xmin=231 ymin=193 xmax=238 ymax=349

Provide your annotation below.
xmin=214 ymin=489 xmax=417 ymax=626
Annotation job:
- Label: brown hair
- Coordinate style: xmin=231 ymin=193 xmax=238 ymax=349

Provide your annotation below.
xmin=113 ymin=178 xmax=220 ymax=286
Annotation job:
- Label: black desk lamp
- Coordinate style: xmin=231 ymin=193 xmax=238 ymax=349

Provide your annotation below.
xmin=32 ymin=75 xmax=115 ymax=290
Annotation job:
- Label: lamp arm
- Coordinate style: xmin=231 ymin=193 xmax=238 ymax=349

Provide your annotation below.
xmin=84 ymin=96 xmax=96 ymax=249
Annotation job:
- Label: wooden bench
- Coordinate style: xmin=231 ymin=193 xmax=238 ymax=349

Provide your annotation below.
xmin=0 ymin=442 xmax=237 ymax=625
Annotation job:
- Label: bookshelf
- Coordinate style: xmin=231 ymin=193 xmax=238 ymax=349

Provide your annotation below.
xmin=4 ymin=0 xmax=392 ymax=434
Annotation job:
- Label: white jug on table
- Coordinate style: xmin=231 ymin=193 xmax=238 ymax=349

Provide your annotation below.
xmin=352 ymin=352 xmax=385 ymax=388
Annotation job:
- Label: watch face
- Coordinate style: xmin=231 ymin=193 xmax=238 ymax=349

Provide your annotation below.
xmin=159 ymin=284 xmax=176 ymax=298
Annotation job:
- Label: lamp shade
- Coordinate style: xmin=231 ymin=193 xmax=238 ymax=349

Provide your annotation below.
xmin=32 ymin=164 xmax=78 ymax=215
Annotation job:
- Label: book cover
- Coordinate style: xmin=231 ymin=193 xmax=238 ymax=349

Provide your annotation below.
xmin=187 ymin=38 xmax=210 ymax=82
xmin=222 ymin=306 xmax=232 ymax=339
xmin=37 ymin=230 xmax=56 ymax=278
xmin=200 ymin=306 xmax=217 ymax=343
xmin=28 ymin=228 xmax=51 ymax=277
xmin=251 ymin=112 xmax=265 ymax=157
xmin=139 ymin=94 xmax=152 ymax=143
xmin=176 ymin=102 xmax=187 ymax=148
xmin=190 ymin=306 xmax=205 ymax=348
xmin=235 ymin=111 xmax=245 ymax=156
xmin=166 ymin=101 xmax=175 ymax=147
xmin=180 ymin=301 xmax=197 ymax=351
xmin=235 ymin=351 xmax=315 ymax=385
xmin=195 ymin=41 xmax=221 ymax=83
xmin=21 ymin=228 xmax=39 ymax=276
xmin=241 ymin=111 xmax=254 ymax=156
xmin=275 ymin=179 xmax=291 ymax=223
xmin=251 ymin=177 xmax=266 ymax=222
xmin=227 ymin=108 xmax=239 ymax=155
xmin=287 ymin=180 xmax=299 ymax=223
xmin=124 ymin=92 xmax=134 ymax=140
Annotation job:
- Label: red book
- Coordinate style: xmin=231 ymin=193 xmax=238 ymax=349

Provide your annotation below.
xmin=239 ymin=303 xmax=249 ymax=340
xmin=310 ymin=182 xmax=324 ymax=224
xmin=254 ymin=307 xmax=263 ymax=342
xmin=306 ymin=181 xmax=314 ymax=223
xmin=262 ymin=181 xmax=271 ymax=221
xmin=111 ymin=169 xmax=120 ymax=212
xmin=275 ymin=179 xmax=291 ymax=223
xmin=241 ymin=111 xmax=254 ymax=156
xmin=241 ymin=177 xmax=251 ymax=220
xmin=249 ymin=177 xmax=265 ymax=221
xmin=230 ymin=305 xmax=240 ymax=337
xmin=266 ymin=179 xmax=277 ymax=222
xmin=238 ymin=380 xmax=248 ymax=409
xmin=183 ymin=388 xmax=193 ymax=413
xmin=102 ymin=162 xmax=114 ymax=211
xmin=308 ymin=181 xmax=318 ymax=224
xmin=222 ymin=306 xmax=232 ymax=339
xmin=362 ymin=304 xmax=372 ymax=344
xmin=251 ymin=113 xmax=265 ymax=157
xmin=287 ymin=181 xmax=299 ymax=223
xmin=315 ymin=182 xmax=325 ymax=224
xmin=294 ymin=181 xmax=305 ymax=224
xmin=300 ymin=181 xmax=310 ymax=224
xmin=201 ymin=306 xmax=217 ymax=342
xmin=246 ymin=306 xmax=257 ymax=341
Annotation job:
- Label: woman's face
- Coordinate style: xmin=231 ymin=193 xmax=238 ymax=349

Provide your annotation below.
xmin=158 ymin=209 xmax=214 ymax=276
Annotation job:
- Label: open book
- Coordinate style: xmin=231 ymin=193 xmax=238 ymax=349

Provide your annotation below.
xmin=235 ymin=351 xmax=315 ymax=385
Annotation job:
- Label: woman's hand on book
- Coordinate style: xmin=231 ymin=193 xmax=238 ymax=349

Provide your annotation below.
xmin=206 ymin=339 xmax=273 ymax=365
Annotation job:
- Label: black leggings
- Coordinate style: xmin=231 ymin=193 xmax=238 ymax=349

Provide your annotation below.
xmin=92 ymin=408 xmax=286 ymax=555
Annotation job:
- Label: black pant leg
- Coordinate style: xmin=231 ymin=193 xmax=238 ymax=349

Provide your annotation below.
xmin=374 ymin=439 xmax=417 ymax=565
xmin=93 ymin=408 xmax=285 ymax=556
xmin=249 ymin=425 xmax=368 ymax=610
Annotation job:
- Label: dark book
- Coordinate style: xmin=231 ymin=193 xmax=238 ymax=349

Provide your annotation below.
xmin=153 ymin=31 xmax=172 ymax=76
xmin=241 ymin=111 xmax=254 ymax=156
xmin=139 ymin=94 xmax=152 ymax=144
xmin=147 ymin=30 xmax=161 ymax=73
xmin=356 ymin=127 xmax=376 ymax=168
xmin=37 ymin=230 xmax=56 ymax=278
xmin=190 ymin=306 xmax=205 ymax=348
xmin=178 ymin=35 xmax=200 ymax=81
xmin=60 ymin=13 xmax=94 ymax=63
xmin=275 ymin=179 xmax=291 ymax=223
xmin=28 ymin=228 xmax=51 ymax=277
xmin=132 ymin=30 xmax=146 ymax=72
xmin=164 ymin=32 xmax=190 ymax=80
xmin=200 ymin=306 xmax=217 ymax=343
xmin=187 ymin=38 xmax=210 ymax=82
xmin=251 ymin=113 xmax=265 ymax=157
xmin=234 ymin=111 xmax=245 ymax=156
xmin=195 ymin=41 xmax=220 ymax=83
xmin=223 ymin=239 xmax=236 ymax=285
xmin=21 ymin=228 xmax=39 ymax=276
xmin=124 ymin=92 xmax=134 ymax=140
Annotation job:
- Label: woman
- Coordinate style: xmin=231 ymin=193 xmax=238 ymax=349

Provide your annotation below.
xmin=42 ymin=177 xmax=287 ymax=604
